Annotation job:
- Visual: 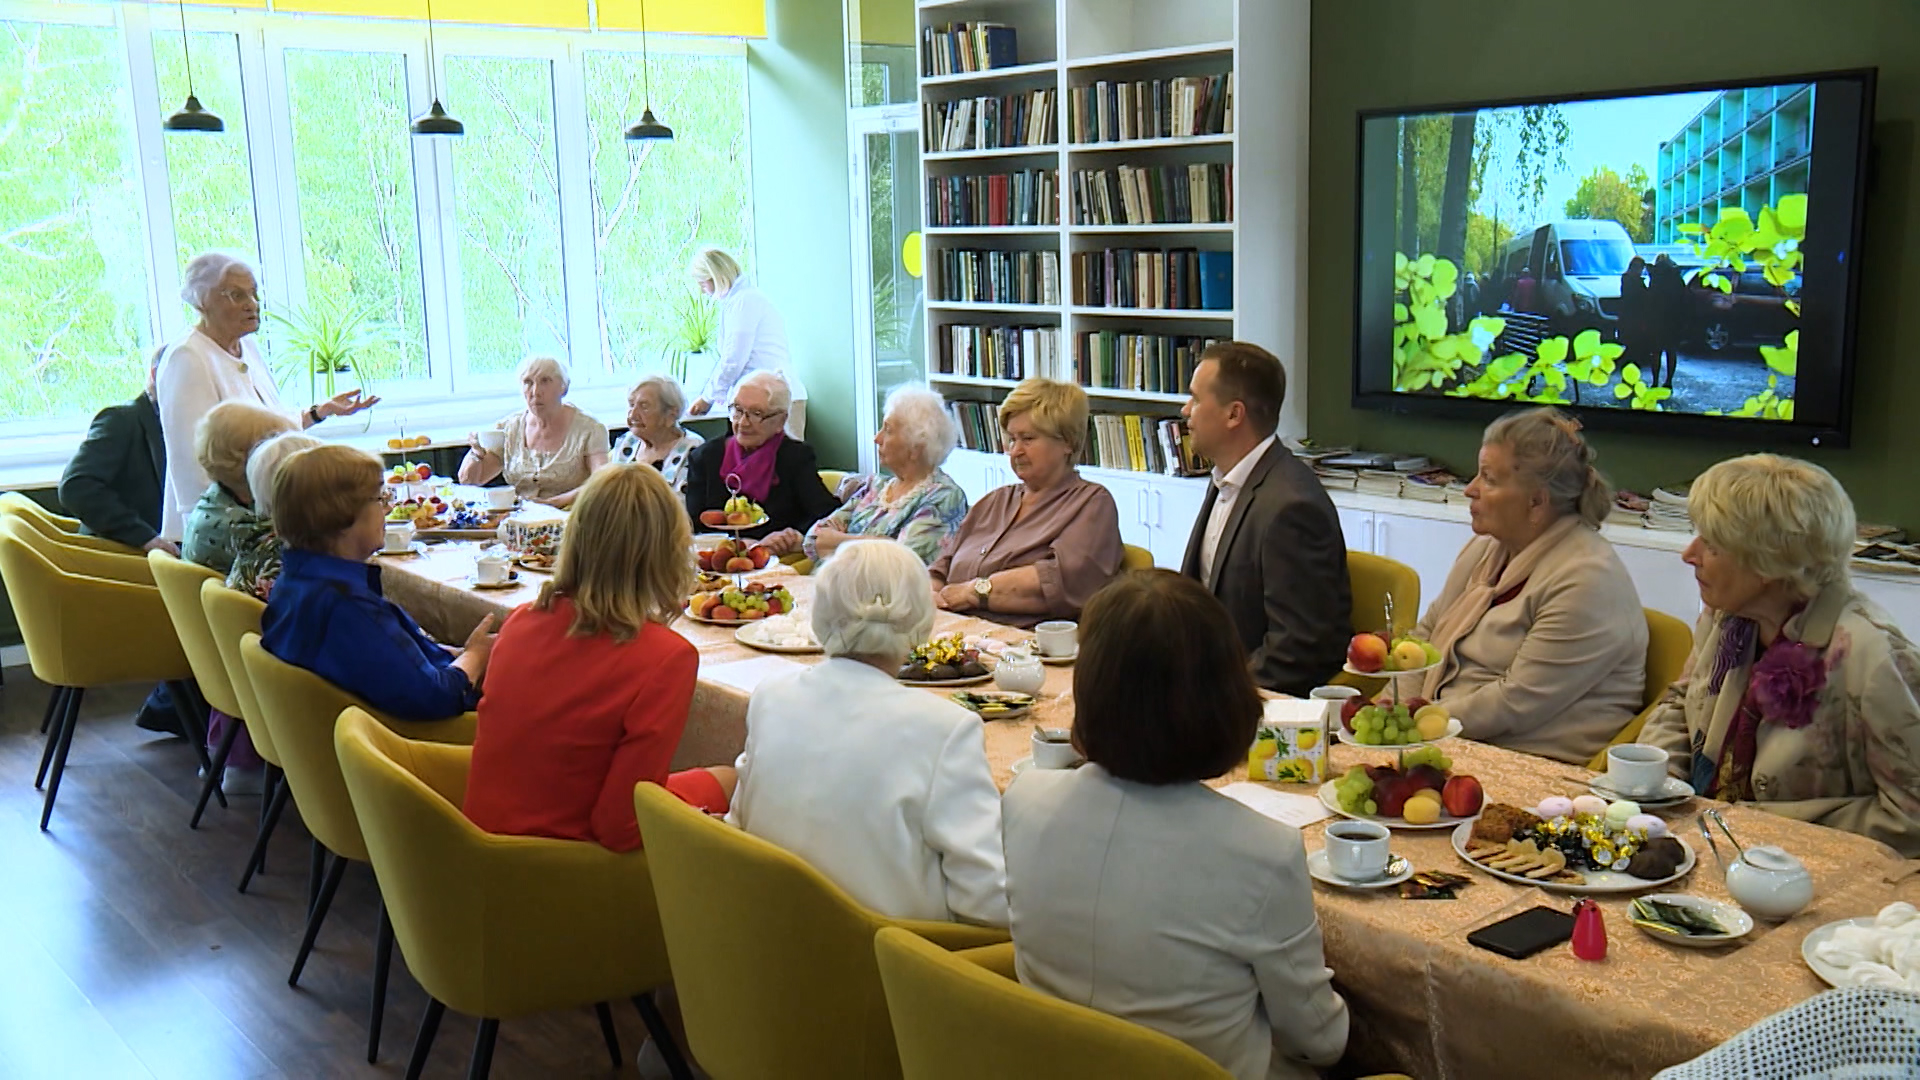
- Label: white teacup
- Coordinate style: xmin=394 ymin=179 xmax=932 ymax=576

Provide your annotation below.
xmin=483 ymin=486 xmax=517 ymax=511
xmin=1323 ymin=820 xmax=1392 ymax=881
xmin=475 ymin=553 xmax=512 ymax=585
xmin=1606 ymin=744 xmax=1670 ymax=798
xmin=1035 ymin=620 xmax=1078 ymax=658
xmin=478 ymin=429 xmax=506 ymax=454
xmin=382 ymin=522 xmax=414 ymax=554
xmin=1030 ymin=728 xmax=1083 ymax=770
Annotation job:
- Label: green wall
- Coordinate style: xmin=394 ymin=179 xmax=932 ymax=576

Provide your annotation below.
xmin=746 ymin=0 xmax=859 ymax=471
xmin=1309 ymin=0 xmax=1918 ymax=527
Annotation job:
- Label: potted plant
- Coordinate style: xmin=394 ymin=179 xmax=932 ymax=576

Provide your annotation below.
xmin=266 ymin=297 xmax=387 ymax=417
xmin=659 ymin=291 xmax=718 ymax=386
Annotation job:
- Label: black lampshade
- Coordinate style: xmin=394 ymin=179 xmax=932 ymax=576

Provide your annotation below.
xmin=164 ymin=95 xmax=224 ymax=133
xmin=410 ymin=100 xmax=465 ymax=137
xmin=625 ymin=107 xmax=673 ymax=142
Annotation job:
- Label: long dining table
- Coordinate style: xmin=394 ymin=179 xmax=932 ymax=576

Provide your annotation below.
xmin=381 ymin=540 xmax=1917 ymax=1080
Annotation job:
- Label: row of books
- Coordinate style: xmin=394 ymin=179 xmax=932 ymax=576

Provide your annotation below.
xmin=921 ymin=22 xmax=1018 ymax=77
xmin=1071 ymin=248 xmax=1232 ymax=311
xmin=928 ymin=171 xmax=1059 ymax=228
xmin=1071 ymin=164 xmax=1233 ymax=226
xmin=1073 ymin=331 xmax=1224 ymax=396
xmin=923 ymin=91 xmax=1057 ymax=154
xmin=1066 ymin=74 xmax=1234 ymax=144
xmin=936 ymin=323 xmax=1060 ymax=381
xmin=948 ymin=399 xmax=1209 ymax=477
xmin=935 ymin=248 xmax=1063 ymax=306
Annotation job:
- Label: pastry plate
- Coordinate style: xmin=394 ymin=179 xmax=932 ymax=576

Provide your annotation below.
xmin=1337 ymin=716 xmax=1464 ymax=751
xmin=1449 ymin=821 xmax=1695 ymax=894
xmin=733 ymin=624 xmax=823 ymax=654
xmin=1802 ymin=917 xmax=1878 ymax=989
xmin=684 ymin=607 xmax=754 ymax=627
xmin=1317 ymin=781 xmax=1473 ymax=831
xmin=897 ymin=672 xmax=995 ymax=688
xmin=1587 ymin=776 xmax=1696 ymax=807
xmin=513 ymin=553 xmax=558 ymax=572
xmin=1307 ymin=850 xmax=1415 ymax=890
xmin=708 ymin=517 xmax=770 ymax=532
xmin=1629 ymin=894 xmax=1754 ymax=948
xmin=949 ymin=690 xmax=1034 ymax=720
xmin=1341 ymin=659 xmax=1438 ymax=679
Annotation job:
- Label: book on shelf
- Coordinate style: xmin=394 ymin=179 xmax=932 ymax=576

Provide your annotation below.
xmin=948 ymin=400 xmax=1006 ymax=454
xmin=1070 ymin=164 xmax=1233 ymax=226
xmin=1071 ymin=248 xmax=1232 ymax=311
xmin=921 ymin=22 xmax=1018 ymax=77
xmin=928 ymin=170 xmax=1059 ymax=228
xmin=1073 ymin=330 xmax=1224 ymax=395
xmin=923 ymin=90 xmax=1057 ymax=154
xmin=1082 ymin=413 xmax=1210 ymax=476
xmin=936 ymin=249 xmax=1061 ymax=306
xmin=1067 ymin=73 xmax=1234 ymax=143
xmin=937 ymin=324 xmax=1060 ymax=381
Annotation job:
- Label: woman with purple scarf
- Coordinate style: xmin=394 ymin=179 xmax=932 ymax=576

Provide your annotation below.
xmin=1640 ymin=454 xmax=1920 ymax=856
xmin=683 ymin=371 xmax=839 ymax=557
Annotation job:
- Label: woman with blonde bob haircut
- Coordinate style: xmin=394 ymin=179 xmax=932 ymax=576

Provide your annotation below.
xmin=464 ymin=465 xmax=736 ymax=852
xmin=1641 ymin=454 xmax=1920 ymax=855
xmin=728 ymin=539 xmax=1008 ymax=926
xmin=931 ymin=377 xmax=1123 ymax=627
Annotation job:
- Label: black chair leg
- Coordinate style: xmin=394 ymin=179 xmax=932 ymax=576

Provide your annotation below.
xmin=39 ymin=688 xmax=85 ymax=831
xmin=35 ymin=687 xmax=72 ymax=788
xmin=236 ymin=779 xmax=291 ymax=893
xmin=255 ymin=765 xmax=280 ymax=873
xmin=467 ymin=1018 xmax=499 ymax=1080
xmin=39 ymin=685 xmax=65 ymax=734
xmin=594 ymin=1002 xmax=621 ymax=1068
xmin=404 ymin=999 xmax=446 ymax=1080
xmin=308 ymin=838 xmax=326 ymax=916
xmin=367 ymin=903 xmax=394 ymax=1063
xmin=167 ymin=680 xmax=225 ymax=808
xmin=288 ymin=852 xmax=347 ymax=986
xmin=188 ymin=715 xmax=243 ymax=828
xmin=633 ymin=993 xmax=695 ymax=1080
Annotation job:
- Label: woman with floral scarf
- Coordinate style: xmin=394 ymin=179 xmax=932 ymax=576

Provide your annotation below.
xmin=1640 ymin=454 xmax=1920 ymax=856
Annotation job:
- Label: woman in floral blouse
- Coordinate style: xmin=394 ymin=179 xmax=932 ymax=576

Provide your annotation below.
xmin=226 ymin=432 xmax=323 ymax=601
xmin=1640 ymin=454 xmax=1920 ymax=856
xmin=610 ymin=374 xmax=702 ymax=492
xmin=804 ymin=385 xmax=968 ymax=566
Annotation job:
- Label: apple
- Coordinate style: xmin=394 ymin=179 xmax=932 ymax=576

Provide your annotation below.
xmin=1403 ymin=696 xmax=1430 ymax=712
xmin=746 ymin=581 xmax=767 ymax=595
xmin=700 ymin=510 xmax=727 ymax=527
xmin=726 ymin=512 xmax=751 ymax=526
xmin=726 ymin=556 xmax=754 ymax=573
xmin=1346 ymin=633 xmax=1389 ymax=673
xmin=711 ymin=605 xmax=738 ymax=621
xmin=1405 ymin=764 xmax=1447 ymax=793
xmin=1441 ymin=775 xmax=1485 ymax=818
xmin=1391 ymin=640 xmax=1427 ymax=671
xmin=748 ymin=546 xmax=771 ymax=569
xmin=766 ymin=597 xmax=785 ymax=614
xmin=414 ymin=464 xmax=432 ymax=481
xmin=1340 ymin=697 xmax=1367 ymax=733
xmin=1375 ymin=776 xmax=1415 ymax=818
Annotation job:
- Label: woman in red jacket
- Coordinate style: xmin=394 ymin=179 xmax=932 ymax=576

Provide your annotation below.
xmin=464 ymin=464 xmax=734 ymax=851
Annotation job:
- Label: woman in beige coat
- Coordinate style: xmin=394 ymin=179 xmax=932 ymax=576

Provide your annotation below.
xmin=1640 ymin=455 xmax=1920 ymax=856
xmin=1407 ymin=408 xmax=1647 ymax=764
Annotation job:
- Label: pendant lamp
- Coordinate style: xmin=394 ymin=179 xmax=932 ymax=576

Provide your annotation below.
xmin=410 ymin=0 xmax=464 ymax=137
xmin=162 ymin=0 xmax=223 ymax=133
xmin=623 ymin=0 xmax=673 ymax=141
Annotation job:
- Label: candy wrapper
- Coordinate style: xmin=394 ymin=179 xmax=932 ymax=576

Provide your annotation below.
xmin=1399 ymin=870 xmax=1472 ymax=900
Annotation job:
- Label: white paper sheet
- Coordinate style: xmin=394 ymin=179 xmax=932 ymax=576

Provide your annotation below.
xmin=1217 ymin=782 xmax=1334 ymax=830
xmin=700 ymin=655 xmax=808 ymax=695
xmin=1262 ymin=698 xmax=1330 ymax=726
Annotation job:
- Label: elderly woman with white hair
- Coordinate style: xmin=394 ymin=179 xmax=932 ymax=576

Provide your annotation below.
xmin=1640 ymin=454 xmax=1920 ymax=856
xmin=684 ymin=246 xmax=808 ymax=438
xmin=157 ymin=251 xmax=378 ymax=539
xmin=726 ymin=537 xmax=1007 ymax=926
xmin=804 ymin=385 xmax=968 ymax=566
xmin=458 ymin=354 xmax=610 ymax=507
xmin=683 ymin=370 xmax=838 ymax=553
xmin=610 ymin=374 xmax=703 ymax=492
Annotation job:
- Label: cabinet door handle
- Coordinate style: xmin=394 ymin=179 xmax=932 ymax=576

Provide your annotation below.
xmin=1376 ymin=519 xmax=1389 ymax=550
xmin=1135 ymin=489 xmax=1148 ymax=527
xmin=1152 ymin=489 xmax=1163 ymax=528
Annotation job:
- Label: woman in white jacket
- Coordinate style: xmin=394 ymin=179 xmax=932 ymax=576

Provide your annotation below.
xmin=684 ymin=246 xmax=807 ymax=438
xmin=726 ymin=537 xmax=1007 ymax=927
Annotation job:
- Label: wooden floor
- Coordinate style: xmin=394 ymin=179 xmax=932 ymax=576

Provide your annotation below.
xmin=0 ymin=671 xmax=656 ymax=1079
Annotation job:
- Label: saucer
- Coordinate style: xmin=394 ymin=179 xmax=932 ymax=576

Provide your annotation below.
xmin=1009 ymin=755 xmax=1083 ymax=777
xmin=375 ymin=541 xmax=427 ymax=558
xmin=1307 ymin=850 xmax=1414 ymax=890
xmin=469 ymin=570 xmax=521 ymax=591
xmin=1037 ymin=648 xmax=1077 ymax=665
xmin=1588 ymin=775 xmax=1695 ymax=807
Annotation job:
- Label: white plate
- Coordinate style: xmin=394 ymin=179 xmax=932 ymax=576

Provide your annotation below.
xmin=733 ymin=624 xmax=823 ymax=654
xmin=1588 ymin=776 xmax=1696 ymax=807
xmin=1629 ymin=894 xmax=1755 ymax=948
xmin=1340 ymin=659 xmax=1439 ymax=679
xmin=1307 ymin=850 xmax=1415 ymax=890
xmin=1317 ymin=780 xmax=1473 ymax=831
xmin=1803 ymin=917 xmax=1879 ymax=989
xmin=1338 ymin=716 xmax=1464 ymax=751
xmin=1450 ymin=821 xmax=1695 ymax=894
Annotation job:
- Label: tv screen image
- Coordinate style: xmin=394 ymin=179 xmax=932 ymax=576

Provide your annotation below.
xmin=1353 ymin=71 xmax=1873 ymax=445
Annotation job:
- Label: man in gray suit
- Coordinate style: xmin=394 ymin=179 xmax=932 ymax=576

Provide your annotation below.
xmin=1179 ymin=342 xmax=1351 ymax=695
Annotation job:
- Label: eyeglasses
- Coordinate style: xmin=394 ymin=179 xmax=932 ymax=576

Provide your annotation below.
xmin=730 ymin=405 xmax=787 ymax=425
xmin=372 ymin=490 xmax=395 ymax=508
xmin=218 ymin=288 xmax=261 ymax=305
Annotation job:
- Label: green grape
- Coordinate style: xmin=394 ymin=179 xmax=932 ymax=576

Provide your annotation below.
xmin=1363 ymin=799 xmax=1378 ymax=815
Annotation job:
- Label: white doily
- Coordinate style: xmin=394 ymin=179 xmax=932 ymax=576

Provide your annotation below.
xmin=1654 ymin=987 xmax=1920 ymax=1079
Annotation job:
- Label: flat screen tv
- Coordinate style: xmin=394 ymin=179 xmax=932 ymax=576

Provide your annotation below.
xmin=1353 ymin=70 xmax=1874 ymax=446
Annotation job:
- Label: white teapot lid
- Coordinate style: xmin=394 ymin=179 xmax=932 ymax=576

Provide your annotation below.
xmin=1740 ymin=844 xmax=1807 ymax=873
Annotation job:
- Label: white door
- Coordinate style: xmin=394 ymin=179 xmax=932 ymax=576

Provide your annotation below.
xmin=1147 ymin=478 xmax=1210 ymax=569
xmin=1611 ymin=541 xmax=1702 ymax=626
xmin=1373 ymin=513 xmax=1476 ymax=624
xmin=1338 ymin=508 xmax=1376 ymax=554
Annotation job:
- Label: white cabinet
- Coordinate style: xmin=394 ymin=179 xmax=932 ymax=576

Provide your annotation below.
xmin=1371 ymin=514 xmax=1475 ymax=623
xmin=1862 ymin=576 xmax=1920 ymax=638
xmin=1611 ymin=542 xmax=1703 ymax=626
xmin=1088 ymin=468 xmax=1155 ymax=556
xmin=1148 ymin=480 xmax=1211 ymax=568
xmin=1337 ymin=508 xmax=1376 ymax=553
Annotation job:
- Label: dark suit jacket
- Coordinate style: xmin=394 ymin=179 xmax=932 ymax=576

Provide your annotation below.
xmin=1180 ymin=440 xmax=1351 ymax=696
xmin=684 ymin=434 xmax=840 ymax=541
xmin=58 ymin=394 xmax=165 ymax=550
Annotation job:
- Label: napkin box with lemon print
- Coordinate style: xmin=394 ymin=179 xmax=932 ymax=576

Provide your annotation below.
xmin=1248 ymin=699 xmax=1330 ymax=784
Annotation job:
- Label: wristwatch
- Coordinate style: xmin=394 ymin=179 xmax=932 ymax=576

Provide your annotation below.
xmin=307 ymin=404 xmax=322 ymax=425
xmin=971 ymin=577 xmax=993 ymax=606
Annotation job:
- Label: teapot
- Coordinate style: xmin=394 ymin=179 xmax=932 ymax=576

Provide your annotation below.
xmin=1724 ymin=844 xmax=1814 ymax=920
xmin=993 ymin=646 xmax=1046 ymax=695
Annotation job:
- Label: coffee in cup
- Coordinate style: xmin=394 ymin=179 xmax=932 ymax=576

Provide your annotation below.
xmin=382 ymin=522 xmax=414 ymax=554
xmin=1030 ymin=727 xmax=1083 ymax=770
xmin=1606 ymin=744 xmax=1670 ymax=798
xmin=1323 ymin=820 xmax=1392 ymax=881
xmin=1035 ymin=620 xmax=1078 ymax=658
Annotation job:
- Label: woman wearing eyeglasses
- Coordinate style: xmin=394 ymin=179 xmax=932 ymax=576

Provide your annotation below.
xmin=683 ymin=371 xmax=839 ymax=556
xmin=156 ymin=251 xmax=379 ymax=542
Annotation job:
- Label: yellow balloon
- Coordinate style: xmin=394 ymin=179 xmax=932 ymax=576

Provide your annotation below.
xmin=901 ymin=231 xmax=924 ymax=279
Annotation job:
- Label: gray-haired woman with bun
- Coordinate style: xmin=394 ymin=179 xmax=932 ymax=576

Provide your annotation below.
xmin=1404 ymin=407 xmax=1648 ymax=764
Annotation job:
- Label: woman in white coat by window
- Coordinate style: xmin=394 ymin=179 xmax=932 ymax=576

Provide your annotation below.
xmin=683 ymin=246 xmax=807 ymax=439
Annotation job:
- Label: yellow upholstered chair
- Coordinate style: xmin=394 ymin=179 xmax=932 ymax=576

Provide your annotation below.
xmin=0 ymin=496 xmax=154 ymax=582
xmin=1121 ymin=544 xmax=1155 ymax=572
xmin=0 ymin=492 xmax=147 ymax=562
xmin=874 ymin=927 xmax=1233 ymax=1080
xmin=819 ymin=469 xmax=849 ymax=497
xmin=150 ymin=550 xmax=243 ymax=827
xmin=632 ymin=782 xmax=1008 ymax=1080
xmin=1333 ymin=551 xmax=1422 ymax=693
xmin=0 ymin=516 xmax=194 ymax=830
xmin=241 ymin=634 xmax=475 ymax=1062
xmin=201 ymin=582 xmax=289 ymax=893
xmin=334 ymin=710 xmax=684 ymax=1080
xmin=1588 ymin=608 xmax=1696 ymax=770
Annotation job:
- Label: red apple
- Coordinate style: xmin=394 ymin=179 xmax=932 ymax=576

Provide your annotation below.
xmin=766 ymin=597 xmax=785 ymax=614
xmin=1375 ymin=776 xmax=1415 ymax=818
xmin=748 ymin=546 xmax=771 ymax=569
xmin=1442 ymin=775 xmax=1485 ymax=818
xmin=1405 ymin=764 xmax=1448 ymax=793
xmin=1403 ymin=696 xmax=1430 ymax=712
xmin=414 ymin=464 xmax=432 ymax=480
xmin=1346 ymin=633 xmax=1389 ymax=673
xmin=1340 ymin=697 xmax=1367 ymax=733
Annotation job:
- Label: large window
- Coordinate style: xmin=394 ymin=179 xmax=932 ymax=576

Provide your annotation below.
xmin=153 ymin=30 xmax=259 ymax=271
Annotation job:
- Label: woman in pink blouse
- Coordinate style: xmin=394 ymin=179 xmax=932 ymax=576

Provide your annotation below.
xmin=930 ymin=378 xmax=1123 ymax=628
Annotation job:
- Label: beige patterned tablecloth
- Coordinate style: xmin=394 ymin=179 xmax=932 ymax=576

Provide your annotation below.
xmin=381 ymin=543 xmax=1915 ymax=1080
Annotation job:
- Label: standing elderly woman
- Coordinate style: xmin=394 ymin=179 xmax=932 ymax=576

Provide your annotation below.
xmin=1640 ymin=455 xmax=1920 ymax=855
xmin=684 ymin=247 xmax=807 ymax=438
xmin=225 ymin=431 xmax=324 ymax=601
xmin=683 ymin=371 xmax=838 ymax=553
xmin=459 ymin=354 xmax=610 ymax=508
xmin=804 ymin=385 xmax=968 ymax=566
xmin=158 ymin=251 xmax=378 ymax=539
xmin=610 ymin=375 xmax=703 ymax=492
xmin=1406 ymin=407 xmax=1647 ymax=765
xmin=181 ymin=401 xmax=297 ymax=574
xmin=727 ymin=538 xmax=1007 ymax=926
xmin=929 ymin=378 xmax=1122 ymax=628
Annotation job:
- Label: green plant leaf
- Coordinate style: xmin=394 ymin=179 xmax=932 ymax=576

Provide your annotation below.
xmin=1414 ymin=305 xmax=1448 ymax=340
xmin=1774 ymin=193 xmax=1807 ymax=239
xmin=1393 ymin=302 xmax=1409 ymax=322
xmin=1614 ymin=382 xmax=1632 ymax=400
xmin=1536 ymin=336 xmax=1569 ymax=365
xmin=1571 ymin=328 xmax=1602 ymax=359
xmin=1622 ymin=362 xmax=1641 ymax=384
